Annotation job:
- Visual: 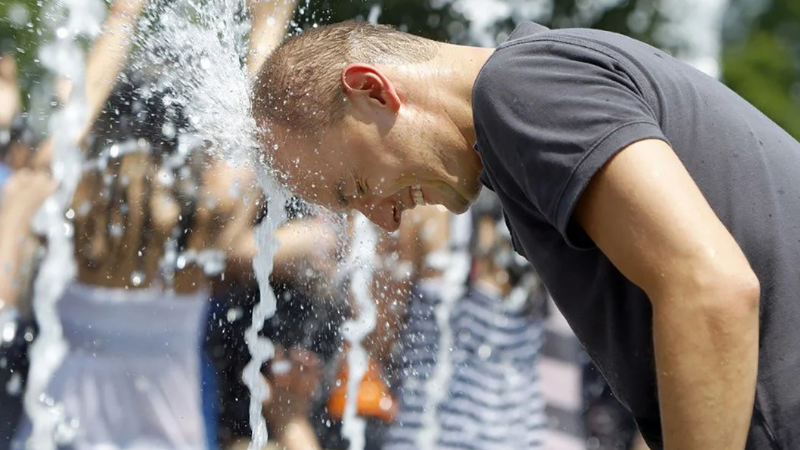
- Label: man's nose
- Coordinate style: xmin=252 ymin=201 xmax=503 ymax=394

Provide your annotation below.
xmin=357 ymin=200 xmax=399 ymax=232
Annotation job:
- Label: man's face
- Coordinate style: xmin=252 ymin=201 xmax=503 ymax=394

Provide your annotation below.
xmin=270 ymin=100 xmax=482 ymax=232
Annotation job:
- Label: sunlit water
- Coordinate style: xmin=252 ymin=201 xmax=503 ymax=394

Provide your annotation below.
xmin=339 ymin=213 xmax=378 ymax=450
xmin=132 ymin=1 xmax=292 ymax=448
xmin=244 ymin=174 xmax=290 ymax=450
xmin=25 ymin=0 xmax=104 ymax=448
xmin=24 ymin=0 xmax=285 ymax=448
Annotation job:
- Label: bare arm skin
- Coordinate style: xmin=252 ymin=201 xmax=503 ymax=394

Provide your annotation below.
xmin=246 ymin=0 xmax=298 ymax=76
xmin=262 ymin=346 xmax=323 ymax=450
xmin=0 ymin=53 xmax=20 ymax=131
xmin=575 ymin=138 xmax=759 ymax=450
xmin=220 ymin=205 xmax=341 ymax=283
xmin=82 ymin=0 xmax=149 ymax=140
xmin=0 ymin=170 xmax=56 ymax=310
xmin=33 ymin=0 xmax=149 ymax=170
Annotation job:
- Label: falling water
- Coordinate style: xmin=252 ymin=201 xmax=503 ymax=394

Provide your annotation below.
xmin=24 ymin=1 xmax=105 ymax=448
xmin=132 ymin=0 xmax=256 ymax=164
xmin=334 ymin=8 xmax=383 ymax=450
xmin=243 ymin=173 xmax=289 ymax=450
xmin=417 ymin=212 xmax=472 ymax=450
xmin=21 ymin=0 xmax=291 ymax=447
xmin=339 ymin=212 xmax=379 ymax=450
xmin=135 ymin=2 xmax=294 ymax=448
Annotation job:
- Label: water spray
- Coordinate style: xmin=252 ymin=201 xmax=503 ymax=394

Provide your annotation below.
xmin=25 ymin=0 xmax=105 ymax=448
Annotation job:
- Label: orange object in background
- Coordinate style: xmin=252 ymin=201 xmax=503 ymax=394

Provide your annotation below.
xmin=327 ymin=356 xmax=397 ymax=423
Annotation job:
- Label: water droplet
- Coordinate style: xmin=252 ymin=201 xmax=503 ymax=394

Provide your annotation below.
xmin=5 ymin=373 xmax=22 ymax=395
xmin=130 ymin=271 xmax=144 ymax=287
xmin=2 ymin=321 xmax=17 ymax=343
xmin=109 ymin=223 xmax=124 ymax=237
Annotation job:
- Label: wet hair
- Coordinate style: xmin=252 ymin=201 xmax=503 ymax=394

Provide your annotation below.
xmin=252 ymin=20 xmax=438 ymax=143
xmin=79 ymin=71 xmax=203 ymax=275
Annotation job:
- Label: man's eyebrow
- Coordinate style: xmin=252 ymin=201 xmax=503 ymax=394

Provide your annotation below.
xmin=335 ymin=177 xmax=349 ymax=208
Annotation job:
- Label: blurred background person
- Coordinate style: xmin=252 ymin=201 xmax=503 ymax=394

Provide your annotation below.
xmin=206 ymin=200 xmax=346 ymax=450
xmin=0 ymin=169 xmax=55 ymax=448
xmin=376 ymin=191 xmax=548 ymax=450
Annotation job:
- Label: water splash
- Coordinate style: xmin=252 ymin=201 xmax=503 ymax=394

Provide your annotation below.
xmin=24 ymin=1 xmax=288 ymax=448
xmin=136 ymin=3 xmax=292 ymax=447
xmin=417 ymin=212 xmax=472 ymax=450
xmin=132 ymin=0 xmax=260 ymax=165
xmin=340 ymin=212 xmax=378 ymax=450
xmin=25 ymin=0 xmax=105 ymax=448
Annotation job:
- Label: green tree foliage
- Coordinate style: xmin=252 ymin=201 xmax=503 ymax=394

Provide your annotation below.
xmin=296 ymin=0 xmax=668 ymax=46
xmin=0 ymin=0 xmax=45 ymax=97
xmin=723 ymin=0 xmax=800 ymax=139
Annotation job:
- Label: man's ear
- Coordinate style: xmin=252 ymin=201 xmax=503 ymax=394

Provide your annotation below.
xmin=341 ymin=63 xmax=401 ymax=113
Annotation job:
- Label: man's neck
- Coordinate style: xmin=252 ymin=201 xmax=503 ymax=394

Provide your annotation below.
xmin=435 ymin=44 xmax=495 ymax=145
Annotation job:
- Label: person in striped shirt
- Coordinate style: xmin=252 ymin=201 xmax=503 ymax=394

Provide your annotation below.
xmin=379 ymin=190 xmax=548 ymax=450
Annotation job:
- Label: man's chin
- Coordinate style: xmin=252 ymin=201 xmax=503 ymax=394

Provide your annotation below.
xmin=443 ymin=194 xmax=475 ymax=215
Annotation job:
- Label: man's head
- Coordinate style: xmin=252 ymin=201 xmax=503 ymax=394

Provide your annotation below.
xmin=253 ymin=21 xmax=487 ymax=231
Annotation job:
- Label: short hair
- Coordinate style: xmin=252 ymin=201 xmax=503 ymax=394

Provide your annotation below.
xmin=252 ymin=21 xmax=438 ymax=141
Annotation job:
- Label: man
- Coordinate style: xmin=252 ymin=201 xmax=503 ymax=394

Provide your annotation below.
xmin=252 ymin=20 xmax=800 ymax=450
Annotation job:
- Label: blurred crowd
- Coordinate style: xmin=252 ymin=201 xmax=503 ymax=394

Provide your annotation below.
xmin=0 ymin=1 xmax=647 ymax=450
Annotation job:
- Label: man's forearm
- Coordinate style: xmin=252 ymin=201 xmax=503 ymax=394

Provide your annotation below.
xmin=652 ymin=285 xmax=759 ymax=450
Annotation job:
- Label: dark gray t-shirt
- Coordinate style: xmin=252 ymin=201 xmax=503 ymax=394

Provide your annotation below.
xmin=473 ymin=22 xmax=800 ymax=449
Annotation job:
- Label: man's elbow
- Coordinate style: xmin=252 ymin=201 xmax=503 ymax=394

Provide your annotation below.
xmin=654 ymin=263 xmax=761 ymax=317
xmin=702 ymin=266 xmax=761 ymax=315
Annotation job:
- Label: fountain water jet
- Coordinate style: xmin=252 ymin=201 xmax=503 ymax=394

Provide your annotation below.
xmin=22 ymin=1 xmax=293 ymax=448
xmin=243 ymin=172 xmax=290 ymax=450
xmin=339 ymin=212 xmax=378 ymax=450
xmin=24 ymin=0 xmax=104 ymax=448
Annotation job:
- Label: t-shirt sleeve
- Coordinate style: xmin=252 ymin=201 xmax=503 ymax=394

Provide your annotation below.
xmin=473 ymin=38 xmax=669 ymax=247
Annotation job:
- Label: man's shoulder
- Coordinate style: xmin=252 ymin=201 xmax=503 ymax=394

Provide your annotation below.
xmin=473 ymin=28 xmax=605 ymax=116
xmin=488 ymin=23 xmax=649 ymax=73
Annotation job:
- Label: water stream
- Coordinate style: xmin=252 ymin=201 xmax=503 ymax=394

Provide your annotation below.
xmin=24 ymin=1 xmax=104 ymax=448
xmin=339 ymin=213 xmax=378 ymax=450
xmin=243 ymin=174 xmax=289 ymax=450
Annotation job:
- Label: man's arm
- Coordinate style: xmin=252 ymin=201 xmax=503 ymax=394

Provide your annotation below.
xmin=575 ymin=138 xmax=759 ymax=450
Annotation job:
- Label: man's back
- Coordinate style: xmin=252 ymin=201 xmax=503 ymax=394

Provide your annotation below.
xmin=473 ymin=22 xmax=800 ymax=449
